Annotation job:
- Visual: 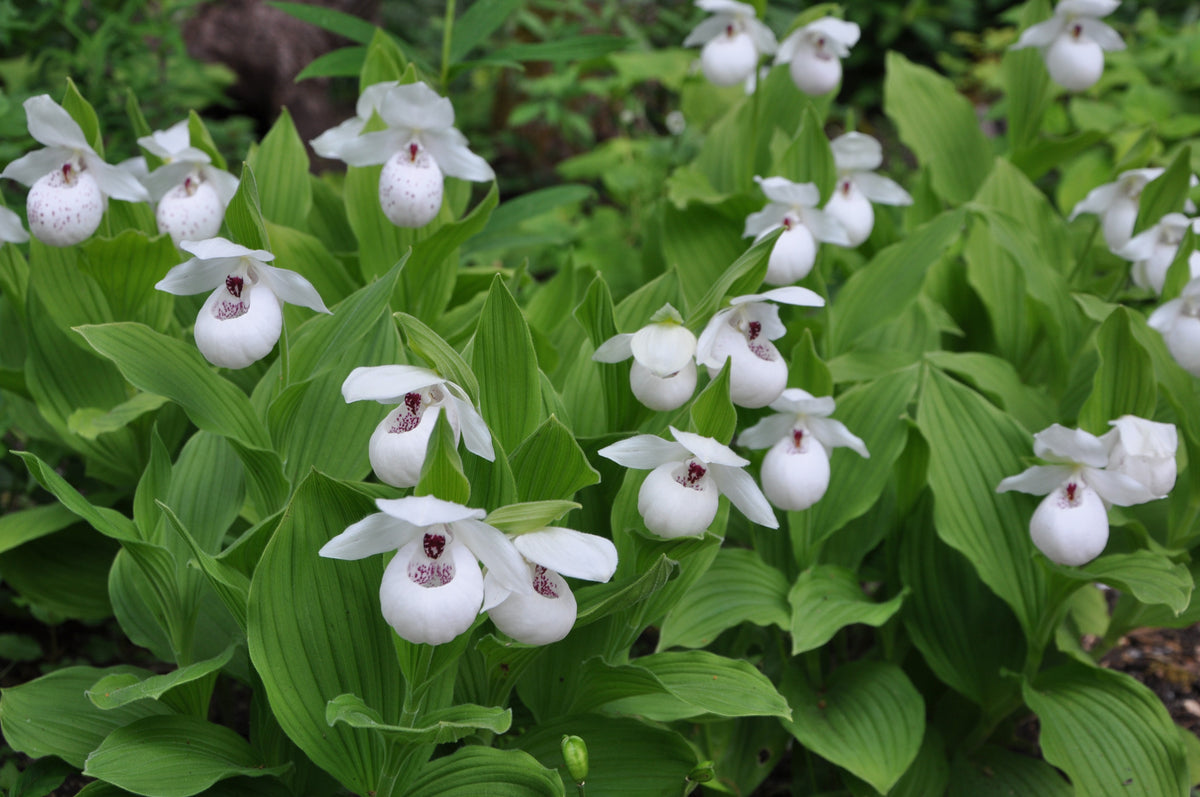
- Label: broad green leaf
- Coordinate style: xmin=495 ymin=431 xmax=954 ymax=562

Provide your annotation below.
xmin=158 ymin=502 xmax=250 ymax=631
xmin=924 ymin=350 xmax=1056 ymax=433
xmin=76 ymin=322 xmax=271 ymax=450
xmin=247 ymin=108 xmax=312 ymax=228
xmin=16 ymin=451 xmax=138 ymax=541
xmin=0 ymin=502 xmax=80 ymax=555
xmin=828 ymin=209 xmax=966 ymax=354
xmin=772 ymin=106 xmax=836 ymax=202
xmin=689 ymin=359 xmax=736 ymax=442
xmin=263 ymin=222 xmax=358 ymax=310
xmin=0 ymin=526 xmax=115 ymax=622
xmin=62 ymin=78 xmax=102 ymax=154
xmin=1133 ymin=146 xmax=1192 ymax=237
xmin=87 ymin=645 xmax=235 ymax=710
xmin=247 ymin=472 xmax=403 ymax=796
xmin=572 ymin=274 xmax=633 ymax=430
xmin=406 ymin=746 xmax=564 ymax=797
xmin=508 ymin=415 xmax=600 ymax=502
xmin=0 ymin=666 xmax=171 ymax=769
xmin=296 ymin=45 xmax=367 ymax=81
xmin=473 ymin=276 xmax=545 ymax=452
xmin=80 ymin=230 xmax=176 ymax=328
xmin=325 ymin=692 xmax=510 ymax=744
xmin=465 ymin=184 xmax=594 ymax=256
xmin=485 ymin=501 xmax=579 ymax=534
xmin=883 ymin=52 xmax=991 ymax=205
xmin=1065 ymin=551 xmax=1193 ymax=616
xmin=415 ymin=410 xmax=471 ymax=504
xmin=1023 ymin=663 xmax=1190 ymax=797
xmin=612 ymin=650 xmax=791 ymax=720
xmin=187 ymin=111 xmax=228 ymax=171
xmin=787 ymin=565 xmax=905 ymax=655
xmin=1001 ymin=44 xmax=1052 ymax=155
xmin=948 ymin=744 xmax=1072 ymax=797
xmin=514 ymin=714 xmax=695 ymax=797
xmin=789 ymin=328 xmax=832 ymax=396
xmin=269 ymin=0 xmax=377 ymax=43
xmin=916 ymin=366 xmax=1046 ymax=636
xmin=1078 ymin=308 xmax=1158 ymax=435
xmin=68 ymin=393 xmax=170 ymax=440
xmin=573 ymin=553 xmax=677 ymax=627
xmin=490 ymin=35 xmax=628 ymax=64
xmin=224 ymin=164 xmax=270 ymax=251
xmin=360 ymin=27 xmax=414 ymax=89
xmin=663 ymin=203 xmax=752 ymax=317
xmin=397 ymin=311 xmax=480 ymax=401
xmin=781 ymin=661 xmax=924 ymax=795
xmin=566 ymin=659 xmax=674 ymax=714
xmin=83 ymin=715 xmax=289 ymax=796
xmin=657 ymin=547 xmax=789 ymax=650
xmin=885 ymin=727 xmax=951 ymax=797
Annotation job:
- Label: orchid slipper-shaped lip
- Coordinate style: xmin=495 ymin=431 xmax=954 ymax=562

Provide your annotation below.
xmin=593 ymin=304 xmax=698 ymax=411
xmin=329 ymin=82 xmax=494 ymax=229
xmin=696 ymin=286 xmax=825 ymax=408
xmin=155 ymin=236 xmax=329 ymax=369
xmin=823 ymin=133 xmax=912 ymax=248
xmin=0 ymin=206 xmax=28 ymax=244
xmin=1010 ymin=0 xmax=1124 ymax=91
xmin=342 ymin=364 xmax=495 ymax=488
xmin=310 ymin=81 xmax=398 ymax=160
xmin=1150 ymin=276 xmax=1200 ymax=377
xmin=1 ymin=95 xmax=150 ymax=246
xmin=138 ymin=120 xmax=240 ymax=245
xmin=775 ymin=17 xmax=860 ymax=96
xmin=1101 ymin=415 xmax=1178 ymax=500
xmin=1070 ymin=168 xmax=1166 ymax=253
xmin=483 ymin=526 xmax=618 ymax=645
xmin=598 ymin=426 xmax=777 ymax=537
xmin=683 ymin=0 xmax=778 ymax=88
xmin=1119 ymin=213 xmax=1199 ymax=295
xmin=745 ymin=176 xmax=850 ymax=285
xmin=319 ymin=495 xmax=533 ymax=646
xmin=997 ymin=423 xmax=1156 ymax=566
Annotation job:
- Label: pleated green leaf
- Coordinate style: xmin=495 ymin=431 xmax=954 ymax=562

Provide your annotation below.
xmin=62 ymin=78 xmax=103 ymax=155
xmin=1077 ymin=307 xmax=1158 ymax=436
xmin=657 ymin=547 xmax=789 ymax=650
xmin=0 ymin=666 xmax=171 ymax=769
xmin=886 ymin=727 xmax=950 ymax=797
xmin=76 ymin=322 xmax=271 ymax=450
xmin=948 ymin=744 xmax=1072 ymax=797
xmin=359 ymin=27 xmax=412 ymax=89
xmin=0 ymin=526 xmax=115 ymax=622
xmin=789 ymin=329 xmax=832 ymax=396
xmin=916 ymin=366 xmax=1046 ymax=636
xmin=514 ymin=714 xmax=695 ymax=797
xmin=224 ymin=164 xmax=270 ymax=252
xmin=1067 ymin=551 xmax=1193 ymax=616
xmin=509 ymin=415 xmax=600 ymax=502
xmin=788 ymin=565 xmax=906 ymax=655
xmin=80 ymin=230 xmax=176 ymax=328
xmin=828 ymin=210 xmax=966 ymax=354
xmin=264 ymin=221 xmax=359 ymax=309
xmin=782 ymin=660 xmax=924 ymax=794
xmin=247 ymin=108 xmax=312 ymax=229
xmin=415 ymin=410 xmax=471 ymax=504
xmin=924 ymin=350 xmax=1056 ymax=433
xmin=187 ymin=110 xmax=228 ymax=171
xmin=883 ymin=52 xmax=991 ymax=205
xmin=661 ymin=203 xmax=747 ymax=315
xmin=622 ymin=650 xmax=790 ymax=720
xmin=16 ymin=451 xmax=139 ymax=541
xmin=486 ymin=501 xmax=578 ymax=534
xmin=87 ymin=645 xmax=235 ymax=710
xmin=1133 ymin=146 xmax=1192 ymax=237
xmin=473 ymin=276 xmax=544 ymax=453
xmin=772 ymin=106 xmax=836 ymax=202
xmin=247 ymin=472 xmax=403 ymax=795
xmin=567 ymin=659 xmax=673 ymax=714
xmin=406 ymin=746 xmax=564 ymax=797
xmin=681 ymin=226 xmax=774 ymax=330
xmin=1023 ymin=663 xmax=1190 ymax=797
xmin=0 ymin=502 xmax=81 ymax=555
xmin=397 ymin=311 xmax=480 ymax=401
xmin=68 ymin=393 xmax=170 ymax=440
xmin=83 ymin=715 xmax=289 ymax=797
xmin=325 ymin=692 xmax=510 ymax=744
xmin=689 ymin=359 xmax=736 ymax=443
xmin=158 ymin=502 xmax=250 ymax=631
xmin=574 ymin=553 xmax=676 ymax=627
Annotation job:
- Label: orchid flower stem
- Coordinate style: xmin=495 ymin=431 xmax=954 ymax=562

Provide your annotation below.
xmin=576 ymin=782 xmax=587 ymax=797
xmin=440 ymin=0 xmax=457 ymax=93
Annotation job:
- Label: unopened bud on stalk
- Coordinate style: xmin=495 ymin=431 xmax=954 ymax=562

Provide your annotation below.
xmin=561 ymin=734 xmax=589 ymax=784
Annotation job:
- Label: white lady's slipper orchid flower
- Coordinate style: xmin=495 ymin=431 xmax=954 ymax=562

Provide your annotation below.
xmin=997 ymin=424 xmax=1155 ymax=566
xmin=823 ymin=133 xmax=912 ymax=247
xmin=1101 ymin=416 xmax=1178 ymax=500
xmin=696 ymin=286 xmax=824 ymax=408
xmin=1070 ymin=168 xmax=1166 ymax=253
xmin=739 ymin=388 xmax=869 ymax=511
xmin=775 ymin=17 xmax=860 ymax=96
xmin=310 ymin=81 xmax=397 ymax=159
xmin=341 ymin=364 xmax=495 ymax=488
xmin=683 ymin=0 xmax=778 ymax=88
xmin=0 ymin=95 xmax=149 ymax=246
xmin=1010 ymin=0 xmax=1124 ymax=91
xmin=329 ymin=81 xmax=494 ymax=228
xmin=598 ymin=426 xmax=777 ymax=538
xmin=154 ymin=237 xmax=329 ymax=368
xmin=319 ymin=495 xmax=533 ymax=646
xmin=592 ymin=304 xmax=698 ymax=411
xmin=138 ymin=120 xmax=239 ymax=246
xmin=484 ymin=526 xmax=618 ymax=645
xmin=744 ymin=176 xmax=851 ymax=285
xmin=1119 ymin=213 xmax=1200 ymax=295
xmin=1150 ymin=276 xmax=1200 ymax=377
xmin=0 ymin=206 xmax=28 ymax=244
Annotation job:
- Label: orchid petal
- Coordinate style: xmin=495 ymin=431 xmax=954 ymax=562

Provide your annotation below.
xmin=1012 ymin=18 xmax=1064 ymax=50
xmin=683 ymin=15 xmax=729 ymax=47
xmin=356 ymin=81 xmax=398 ymax=119
xmin=480 ymin=569 xmax=513 ymax=613
xmin=155 ymin=256 xmax=240 ymax=295
xmin=631 ymin=323 xmax=696 ymax=375
xmin=1083 ymin=467 xmax=1157 ymax=506
xmin=142 ymin=163 xmax=196 ymax=202
xmin=1058 ymin=0 xmax=1120 ymax=18
xmin=0 ymin=206 xmax=29 ymax=243
xmin=1119 ymin=227 xmax=1160 ymax=263
xmin=808 ymin=416 xmax=870 ymax=457
xmin=597 ymin=435 xmax=688 ymax=469
xmin=853 ymin=172 xmax=913 ymax=206
xmin=202 ymin=166 xmax=240 ymax=205
xmin=1 ymin=147 xmax=74 ymax=186
xmin=379 ymin=82 xmax=457 ymax=131
xmin=454 ymin=518 xmax=534 ymax=594
xmin=336 ymin=129 xmax=408 ymax=167
xmin=769 ymin=388 xmax=835 ymax=416
xmin=24 ymin=95 xmax=90 ymax=151
xmin=756 ymin=176 xmax=820 ymax=208
xmin=1079 ymin=19 xmax=1125 ymax=51
xmin=450 ymin=395 xmax=495 ymax=461
xmin=84 ymin=157 xmax=151 ymax=202
xmin=254 ymin=263 xmax=329 ymax=314
xmin=342 ymin=364 xmax=446 ymax=404
xmin=1148 ymin=299 xmax=1183 ymax=332
xmin=807 ymin=17 xmax=860 ymax=49
xmin=310 ymin=117 xmax=366 ymax=159
xmin=696 ymin=0 xmax=757 ymax=15
xmin=996 ymin=464 xmax=1076 ymax=495
xmin=737 ymin=413 xmax=795 ymax=449
xmin=695 ymin=308 xmax=732 ymax=366
xmin=799 ymin=208 xmax=852 ymax=246
xmin=831 ymin=132 xmax=882 ymax=172
xmin=421 ymin=127 xmax=494 ymax=182
xmin=775 ymin=29 xmax=802 ymax=63
xmin=745 ymin=19 xmax=778 ymax=54
xmin=380 ymin=540 xmax=483 ymax=645
xmin=740 ymin=301 xmax=786 ymax=339
xmin=743 ymin=204 xmax=789 ymax=240
xmin=732 ymin=285 xmax=825 ymax=308
xmin=708 ymin=464 xmax=778 ymax=527
xmin=318 ymin=511 xmax=421 ymax=559
xmin=592 ymin=333 xmax=634 ymax=363
xmin=180 ymin=237 xmax=273 ymax=262
xmin=513 ymin=527 xmax=618 ymax=582
xmin=1069 ymin=183 xmax=1119 ymax=220
xmin=375 ymin=494 xmax=486 ymax=527
xmin=1033 ymin=424 xmax=1109 ymax=467
xmin=670 ymin=427 xmax=748 ymax=467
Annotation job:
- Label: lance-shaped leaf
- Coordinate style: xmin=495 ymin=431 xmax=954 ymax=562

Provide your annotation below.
xmin=405 ymin=746 xmax=564 ymax=797
xmin=509 ymin=415 xmax=600 ymax=503
xmin=605 ymin=650 xmax=791 ymax=721
xmin=787 ymin=565 xmax=906 ymax=655
xmin=473 ymin=276 xmax=544 ymax=452
xmin=1077 ymin=308 xmax=1157 ymax=436
xmin=325 ymin=693 xmax=511 ymax=745
xmin=87 ymin=645 xmax=236 ymax=710
xmin=247 ymin=108 xmax=312 ymax=229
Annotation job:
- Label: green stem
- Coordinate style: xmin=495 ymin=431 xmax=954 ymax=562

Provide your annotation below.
xmin=440 ymin=0 xmax=457 ymax=92
xmin=401 ymin=644 xmax=435 ymax=725
xmin=577 ymin=783 xmax=587 ymax=797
